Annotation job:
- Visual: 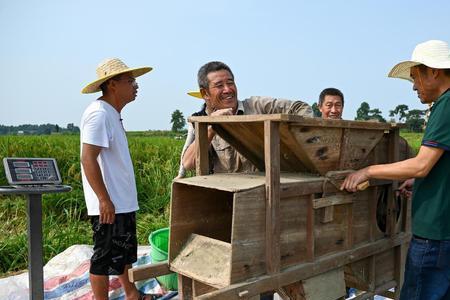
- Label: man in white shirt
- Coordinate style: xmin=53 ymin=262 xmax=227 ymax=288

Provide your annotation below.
xmin=80 ymin=58 xmax=152 ymax=300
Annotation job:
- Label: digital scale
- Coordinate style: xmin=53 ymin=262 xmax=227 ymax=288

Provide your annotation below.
xmin=0 ymin=157 xmax=71 ymax=300
xmin=4 ymin=158 xmax=62 ymax=186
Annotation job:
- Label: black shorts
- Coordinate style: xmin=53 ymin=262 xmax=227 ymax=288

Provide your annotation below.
xmin=89 ymin=212 xmax=138 ymax=275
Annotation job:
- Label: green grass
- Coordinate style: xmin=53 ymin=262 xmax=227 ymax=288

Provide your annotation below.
xmin=0 ymin=132 xmax=423 ymax=276
xmin=400 ymin=131 xmax=423 ymax=153
xmin=0 ymin=134 xmax=183 ymax=275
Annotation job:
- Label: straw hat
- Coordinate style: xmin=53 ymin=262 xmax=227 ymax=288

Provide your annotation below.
xmin=388 ymin=40 xmax=450 ymax=82
xmin=187 ymin=91 xmax=203 ymax=99
xmin=81 ymin=58 xmax=152 ymax=94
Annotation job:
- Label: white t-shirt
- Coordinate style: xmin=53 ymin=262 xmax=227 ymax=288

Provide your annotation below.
xmin=80 ymin=100 xmax=139 ymax=216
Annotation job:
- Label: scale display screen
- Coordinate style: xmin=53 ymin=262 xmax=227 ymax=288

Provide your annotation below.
xmin=3 ymin=158 xmax=62 ymax=185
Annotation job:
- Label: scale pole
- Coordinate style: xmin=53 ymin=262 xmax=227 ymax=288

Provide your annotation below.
xmin=27 ymin=193 xmax=44 ymax=300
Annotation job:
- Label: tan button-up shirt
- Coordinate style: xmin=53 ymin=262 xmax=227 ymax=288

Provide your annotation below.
xmin=179 ymin=96 xmax=313 ymax=176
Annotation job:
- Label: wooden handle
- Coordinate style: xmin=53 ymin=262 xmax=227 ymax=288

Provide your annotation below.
xmin=357 ymin=180 xmax=369 ymax=191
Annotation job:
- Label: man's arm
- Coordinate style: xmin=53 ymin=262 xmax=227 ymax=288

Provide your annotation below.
xmin=81 ymin=143 xmax=116 ymax=224
xmin=182 ymin=108 xmax=233 ymax=171
xmin=245 ymin=96 xmax=313 ymax=117
xmin=341 ymin=145 xmax=444 ymax=192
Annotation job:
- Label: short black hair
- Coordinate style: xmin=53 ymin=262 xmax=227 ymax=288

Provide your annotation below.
xmin=318 ymin=88 xmax=344 ymax=107
xmin=197 ymin=61 xmax=234 ymax=89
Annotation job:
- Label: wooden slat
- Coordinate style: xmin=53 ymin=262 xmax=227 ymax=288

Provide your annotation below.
xmin=386 ymin=128 xmax=400 ymax=236
xmin=346 ymin=201 xmax=354 ymax=250
xmin=264 ymin=120 xmax=281 ymax=274
xmin=306 ymin=195 xmax=315 ymax=262
xmin=321 ymin=206 xmax=334 ymax=223
xmin=189 ymin=114 xmax=393 ymax=130
xmin=229 ymin=188 xmax=266 ymax=283
xmin=313 ymin=194 xmax=354 ymax=209
xmin=301 ymin=268 xmax=346 ymax=300
xmin=128 ymin=261 xmax=171 ymax=282
xmin=196 ymin=232 xmax=410 ymax=300
xmin=178 ymin=275 xmax=193 ymax=300
xmin=394 ymin=244 xmax=407 ymax=299
xmin=171 ymin=234 xmax=231 ymax=288
xmin=213 ymin=123 xmax=265 ymax=171
xmin=193 ymin=280 xmax=218 ymax=297
xmin=195 ymin=122 xmax=209 ymax=176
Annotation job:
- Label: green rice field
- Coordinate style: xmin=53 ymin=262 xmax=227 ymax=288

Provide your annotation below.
xmin=0 ymin=132 xmax=422 ymax=276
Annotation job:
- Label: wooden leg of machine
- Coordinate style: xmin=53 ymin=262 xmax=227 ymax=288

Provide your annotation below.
xmin=178 ymin=274 xmax=193 ymax=300
xmin=394 ymin=244 xmax=406 ymax=299
xmin=192 ymin=280 xmax=217 ymax=297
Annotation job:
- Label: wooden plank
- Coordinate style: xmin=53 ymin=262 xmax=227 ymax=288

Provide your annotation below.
xmin=195 ymin=122 xmax=209 ymax=176
xmin=386 ymin=128 xmax=400 ymax=236
xmin=169 ymin=183 xmax=233 ymax=262
xmin=346 ymin=201 xmax=354 ymax=250
xmin=171 ymin=234 xmax=232 ymax=288
xmin=213 ymin=123 xmax=265 ymax=171
xmin=394 ymin=244 xmax=406 ymax=299
xmin=314 ymin=204 xmax=348 ymax=257
xmin=197 ymin=232 xmax=411 ymax=300
xmin=313 ymin=194 xmax=354 ymax=209
xmin=280 ymin=123 xmax=317 ymax=172
xmin=192 ymin=280 xmax=218 ymax=297
xmin=375 ymin=250 xmax=396 ymax=287
xmin=189 ymin=114 xmax=393 ymax=130
xmin=321 ymin=207 xmax=334 ymax=223
xmin=368 ymin=256 xmax=376 ymax=292
xmin=264 ymin=120 xmax=281 ymax=274
xmin=128 ymin=261 xmax=171 ymax=282
xmin=229 ymin=188 xmax=267 ymax=283
xmin=290 ymin=127 xmax=343 ymax=175
xmin=301 ymin=268 xmax=346 ymax=300
xmin=178 ymin=275 xmax=193 ymax=300
xmin=338 ymin=128 xmax=385 ymax=171
xmin=306 ymin=195 xmax=315 ymax=262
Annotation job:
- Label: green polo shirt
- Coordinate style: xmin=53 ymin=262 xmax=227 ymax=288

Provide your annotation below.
xmin=412 ymin=89 xmax=450 ymax=240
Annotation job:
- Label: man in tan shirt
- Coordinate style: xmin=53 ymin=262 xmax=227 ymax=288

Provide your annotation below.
xmin=181 ymin=61 xmax=313 ymax=174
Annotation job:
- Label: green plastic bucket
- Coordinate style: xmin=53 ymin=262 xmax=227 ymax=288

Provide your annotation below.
xmin=149 ymin=227 xmax=178 ymax=290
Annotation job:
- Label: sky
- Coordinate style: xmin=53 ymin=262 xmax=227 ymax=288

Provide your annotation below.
xmin=0 ymin=0 xmax=449 ymax=131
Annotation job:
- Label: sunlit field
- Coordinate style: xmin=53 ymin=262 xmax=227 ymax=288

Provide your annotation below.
xmin=0 ymin=134 xmax=183 ymax=275
xmin=0 ymin=132 xmax=421 ymax=276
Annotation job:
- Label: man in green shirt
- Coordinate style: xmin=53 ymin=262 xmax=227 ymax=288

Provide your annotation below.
xmin=341 ymin=40 xmax=450 ymax=299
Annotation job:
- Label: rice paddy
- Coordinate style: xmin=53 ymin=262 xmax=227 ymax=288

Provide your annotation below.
xmin=0 ymin=132 xmax=422 ymax=276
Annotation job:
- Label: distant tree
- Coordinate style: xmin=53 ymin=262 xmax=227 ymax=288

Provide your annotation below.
xmin=171 ymin=109 xmax=186 ymax=132
xmin=389 ymin=104 xmax=409 ymax=122
xmin=355 ymin=102 xmax=371 ymax=121
xmin=355 ymin=102 xmax=386 ymax=122
xmin=55 ymin=124 xmax=60 ymax=133
xmin=311 ymin=103 xmax=322 ymax=117
xmin=368 ymin=108 xmax=386 ymax=123
xmin=405 ymin=109 xmax=426 ymax=132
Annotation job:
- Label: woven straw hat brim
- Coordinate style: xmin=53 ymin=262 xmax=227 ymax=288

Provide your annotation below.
xmin=187 ymin=91 xmax=203 ymax=99
xmin=81 ymin=66 xmax=152 ymax=94
xmin=388 ymin=59 xmax=450 ymax=82
xmin=388 ymin=61 xmax=421 ymax=82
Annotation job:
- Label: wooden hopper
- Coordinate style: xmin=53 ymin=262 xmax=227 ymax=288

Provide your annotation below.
xmin=130 ymin=115 xmax=410 ymax=300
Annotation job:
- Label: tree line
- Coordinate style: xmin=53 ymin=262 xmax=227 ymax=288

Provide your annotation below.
xmin=311 ymin=102 xmax=427 ymax=132
xmin=0 ymin=123 xmax=80 ymax=135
